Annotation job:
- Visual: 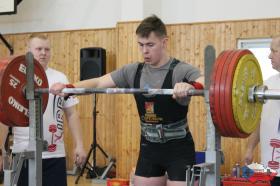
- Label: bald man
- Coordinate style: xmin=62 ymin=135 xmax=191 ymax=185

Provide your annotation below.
xmin=244 ymin=35 xmax=280 ymax=186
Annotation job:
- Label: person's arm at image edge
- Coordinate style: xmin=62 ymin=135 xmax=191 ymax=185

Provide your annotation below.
xmin=50 ymin=73 xmax=117 ymax=97
xmin=74 ymin=73 xmax=116 ymax=89
xmin=0 ymin=124 xmax=9 ymax=171
xmin=244 ymin=124 xmax=260 ymax=164
xmin=64 ymin=106 xmax=86 ymax=167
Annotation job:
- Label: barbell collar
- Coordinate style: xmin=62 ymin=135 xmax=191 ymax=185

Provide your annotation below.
xmin=248 ymin=86 xmax=257 ymax=103
xmin=254 ymin=85 xmax=268 ymax=103
xmin=35 ymin=88 xmax=205 ymax=96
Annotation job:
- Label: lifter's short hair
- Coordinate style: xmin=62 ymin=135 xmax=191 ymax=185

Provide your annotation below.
xmin=136 ymin=15 xmax=167 ymax=38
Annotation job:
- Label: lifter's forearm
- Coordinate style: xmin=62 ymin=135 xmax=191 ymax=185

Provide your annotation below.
xmin=0 ymin=124 xmax=9 ymax=152
xmin=73 ymin=74 xmax=116 ymax=88
xmin=247 ymin=124 xmax=260 ymax=152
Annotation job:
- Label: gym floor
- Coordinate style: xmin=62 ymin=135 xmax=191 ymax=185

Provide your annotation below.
xmin=68 ymin=176 xmax=106 ymax=186
xmin=0 ymin=176 xmax=107 ymax=186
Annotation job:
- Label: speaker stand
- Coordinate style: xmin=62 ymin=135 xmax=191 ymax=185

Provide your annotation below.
xmin=75 ymin=94 xmax=116 ymax=184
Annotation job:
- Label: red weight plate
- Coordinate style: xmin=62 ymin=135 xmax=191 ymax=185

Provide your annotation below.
xmin=216 ymin=50 xmax=246 ymax=137
xmin=214 ymin=50 xmax=235 ymax=136
xmin=220 ymin=50 xmax=246 ymax=137
xmin=222 ymin=50 xmax=243 ymax=137
xmin=209 ymin=51 xmax=227 ymax=135
xmin=224 ymin=50 xmax=252 ymax=138
xmin=0 ymin=55 xmax=49 ymax=126
xmin=209 ymin=52 xmax=224 ymax=129
xmin=210 ymin=50 xmax=232 ymax=136
xmin=211 ymin=50 xmax=251 ymax=138
xmin=219 ymin=50 xmax=238 ymax=137
xmin=210 ymin=50 xmax=233 ymax=136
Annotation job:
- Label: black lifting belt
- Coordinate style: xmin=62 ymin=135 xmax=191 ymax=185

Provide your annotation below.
xmin=141 ymin=119 xmax=188 ymax=143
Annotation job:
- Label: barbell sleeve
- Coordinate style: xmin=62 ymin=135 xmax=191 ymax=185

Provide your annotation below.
xmin=248 ymin=85 xmax=280 ymax=103
xmin=262 ymin=89 xmax=280 ymax=100
xmin=253 ymin=85 xmax=280 ymax=102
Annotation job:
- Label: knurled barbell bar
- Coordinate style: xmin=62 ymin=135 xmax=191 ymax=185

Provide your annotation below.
xmin=36 ymin=87 xmax=204 ymax=95
xmin=0 ymin=50 xmax=279 ymax=138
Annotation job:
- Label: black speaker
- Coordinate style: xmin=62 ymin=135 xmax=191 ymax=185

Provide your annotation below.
xmin=80 ymin=47 xmax=106 ymax=80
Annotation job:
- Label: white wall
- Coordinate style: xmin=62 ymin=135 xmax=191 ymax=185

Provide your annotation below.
xmin=0 ymin=0 xmax=279 ymax=34
xmin=161 ymin=0 xmax=280 ymax=24
xmin=120 ymin=0 xmax=143 ymax=21
xmin=0 ymin=0 xmax=121 ymax=33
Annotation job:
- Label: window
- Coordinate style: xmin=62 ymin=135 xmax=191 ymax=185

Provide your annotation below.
xmin=238 ymin=38 xmax=278 ymax=81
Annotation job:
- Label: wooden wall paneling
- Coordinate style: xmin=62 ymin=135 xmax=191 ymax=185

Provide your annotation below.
xmin=0 ymin=34 xmax=27 ymax=57
xmin=48 ymin=32 xmax=71 ymax=77
xmin=178 ymin=25 xmax=186 ymax=58
xmin=115 ymin=22 xmax=138 ymax=178
xmin=130 ymin=22 xmax=141 ymax=176
xmin=193 ymin=23 xmax=216 ymax=152
xmin=95 ymin=30 xmax=117 ymax=167
xmin=66 ymin=31 xmax=94 ymax=170
xmin=12 ymin=34 xmax=28 ymax=55
xmin=179 ymin=25 xmax=190 ymax=61
xmin=115 ymin=23 xmax=128 ymax=178
xmin=169 ymin=25 xmax=181 ymax=58
xmin=125 ymin=23 xmax=133 ymax=178
xmin=127 ymin=20 xmax=144 ymax=172
xmin=65 ymin=29 xmax=117 ymax=169
xmin=50 ymin=31 xmax=91 ymax=170
xmin=265 ymin=19 xmax=274 ymax=36
xmin=168 ymin=23 xmax=206 ymax=153
xmin=270 ymin=19 xmax=278 ymax=33
xmin=114 ymin=22 xmax=144 ymax=178
xmin=0 ymin=35 xmax=12 ymax=57
xmin=250 ymin=20 xmax=264 ymax=38
xmin=94 ymin=29 xmax=116 ymax=167
xmin=97 ymin=30 xmax=119 ymax=167
xmin=188 ymin=24 xmax=206 ymax=153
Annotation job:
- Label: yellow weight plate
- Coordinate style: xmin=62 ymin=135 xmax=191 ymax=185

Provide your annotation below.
xmin=232 ymin=54 xmax=263 ymax=134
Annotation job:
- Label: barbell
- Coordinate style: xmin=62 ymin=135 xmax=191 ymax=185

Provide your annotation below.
xmin=0 ymin=50 xmax=279 ymax=138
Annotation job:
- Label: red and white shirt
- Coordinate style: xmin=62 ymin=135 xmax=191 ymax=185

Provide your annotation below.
xmin=13 ymin=68 xmax=78 ymax=159
xmin=260 ymin=73 xmax=280 ymax=176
